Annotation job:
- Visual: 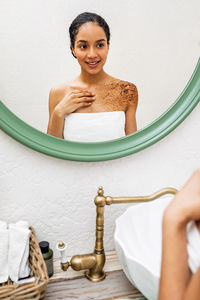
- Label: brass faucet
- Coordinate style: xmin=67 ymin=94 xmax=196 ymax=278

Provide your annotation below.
xmin=58 ymin=186 xmax=178 ymax=282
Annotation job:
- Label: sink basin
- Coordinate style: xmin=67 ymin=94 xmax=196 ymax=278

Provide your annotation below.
xmin=114 ymin=195 xmax=173 ymax=300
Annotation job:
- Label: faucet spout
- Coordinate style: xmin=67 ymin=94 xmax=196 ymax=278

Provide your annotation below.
xmin=60 ymin=252 xmax=106 ymax=281
xmin=71 ymin=253 xmax=96 ymax=271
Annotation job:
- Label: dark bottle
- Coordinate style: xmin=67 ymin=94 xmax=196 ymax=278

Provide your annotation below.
xmin=39 ymin=241 xmax=54 ymax=278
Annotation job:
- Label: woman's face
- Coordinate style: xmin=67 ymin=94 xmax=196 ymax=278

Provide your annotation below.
xmin=72 ymin=22 xmax=110 ymax=75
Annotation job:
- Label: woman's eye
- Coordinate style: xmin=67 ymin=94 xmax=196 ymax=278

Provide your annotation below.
xmin=79 ymin=43 xmax=104 ymax=49
xmin=97 ymin=43 xmax=104 ymax=48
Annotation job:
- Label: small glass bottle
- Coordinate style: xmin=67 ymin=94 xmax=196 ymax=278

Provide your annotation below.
xmin=39 ymin=241 xmax=54 ymax=277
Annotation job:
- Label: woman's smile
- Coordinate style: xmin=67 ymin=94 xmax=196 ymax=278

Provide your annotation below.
xmin=86 ymin=60 xmax=101 ymax=68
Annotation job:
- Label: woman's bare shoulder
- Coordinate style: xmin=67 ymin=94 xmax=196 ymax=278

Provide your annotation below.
xmin=50 ymin=81 xmax=71 ymax=95
xmin=114 ymin=79 xmax=138 ymax=107
xmin=108 ymin=78 xmax=137 ymax=93
xmin=48 ymin=82 xmax=71 ymax=112
xmin=116 ymin=79 xmax=137 ymax=89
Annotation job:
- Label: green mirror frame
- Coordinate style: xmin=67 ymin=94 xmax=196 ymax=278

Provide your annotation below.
xmin=0 ymin=58 xmax=200 ymax=162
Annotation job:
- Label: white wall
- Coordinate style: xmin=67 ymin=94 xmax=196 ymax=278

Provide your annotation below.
xmin=1 ymin=103 xmax=200 ymax=257
xmin=0 ymin=0 xmax=199 ymax=131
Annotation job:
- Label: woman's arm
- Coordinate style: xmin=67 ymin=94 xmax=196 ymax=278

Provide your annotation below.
xmin=159 ymin=169 xmax=200 ymax=300
xmin=125 ymin=103 xmax=137 ymax=135
xmin=47 ymin=88 xmax=65 ymax=139
xmin=159 ymin=210 xmax=191 ymax=300
xmin=125 ymin=84 xmax=138 ymax=135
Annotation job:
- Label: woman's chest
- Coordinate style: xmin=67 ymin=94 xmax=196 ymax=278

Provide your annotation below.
xmin=75 ymin=86 xmax=128 ymax=113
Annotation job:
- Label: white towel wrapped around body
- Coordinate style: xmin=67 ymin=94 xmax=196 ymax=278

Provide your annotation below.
xmin=8 ymin=221 xmax=31 ymax=283
xmin=64 ymin=111 xmax=126 ymax=142
xmin=0 ymin=221 xmax=9 ymax=283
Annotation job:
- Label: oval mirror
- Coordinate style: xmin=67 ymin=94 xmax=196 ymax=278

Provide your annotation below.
xmin=0 ymin=1 xmax=200 ymax=161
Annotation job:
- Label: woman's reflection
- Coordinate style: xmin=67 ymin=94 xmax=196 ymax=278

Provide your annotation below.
xmin=47 ymin=12 xmax=138 ymax=142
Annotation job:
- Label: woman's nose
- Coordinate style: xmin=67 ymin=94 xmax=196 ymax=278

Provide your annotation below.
xmin=87 ymin=47 xmax=98 ymax=58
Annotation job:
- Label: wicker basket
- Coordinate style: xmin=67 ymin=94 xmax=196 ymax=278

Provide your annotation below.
xmin=0 ymin=226 xmax=49 ymax=300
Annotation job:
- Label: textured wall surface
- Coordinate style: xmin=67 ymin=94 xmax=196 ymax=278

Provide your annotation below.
xmin=1 ymin=104 xmax=200 ymax=257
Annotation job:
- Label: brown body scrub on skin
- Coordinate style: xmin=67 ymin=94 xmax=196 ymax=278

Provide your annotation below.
xmin=74 ymin=80 xmax=138 ymax=113
xmin=85 ymin=80 xmax=137 ymax=111
xmin=94 ymin=80 xmax=138 ymax=112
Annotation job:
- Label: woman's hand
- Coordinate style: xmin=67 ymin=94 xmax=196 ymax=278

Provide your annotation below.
xmin=163 ymin=169 xmax=200 ymax=227
xmin=54 ymin=87 xmax=96 ymax=116
xmin=47 ymin=86 xmax=96 ymax=138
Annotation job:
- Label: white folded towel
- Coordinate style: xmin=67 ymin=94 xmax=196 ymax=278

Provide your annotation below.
xmin=0 ymin=221 xmax=9 ymax=283
xmin=8 ymin=221 xmax=31 ymax=283
xmin=187 ymin=221 xmax=200 ymax=273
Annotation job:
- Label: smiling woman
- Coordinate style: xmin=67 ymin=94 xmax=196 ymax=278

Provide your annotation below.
xmin=47 ymin=12 xmax=138 ymax=142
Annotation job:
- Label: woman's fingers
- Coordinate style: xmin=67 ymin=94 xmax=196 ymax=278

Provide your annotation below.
xmin=60 ymin=87 xmax=96 ymax=113
xmin=80 ymin=102 xmax=93 ymax=108
xmin=77 ymin=96 xmax=96 ymax=103
xmin=73 ymin=91 xmax=95 ymax=98
xmin=74 ymin=102 xmax=92 ymax=111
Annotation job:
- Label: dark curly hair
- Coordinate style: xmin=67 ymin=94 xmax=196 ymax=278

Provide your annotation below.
xmin=69 ymin=12 xmax=110 ymax=58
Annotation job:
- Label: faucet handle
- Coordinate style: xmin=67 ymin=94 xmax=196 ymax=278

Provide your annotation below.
xmin=56 ymin=241 xmax=68 ymax=263
xmin=98 ymin=186 xmax=104 ymax=196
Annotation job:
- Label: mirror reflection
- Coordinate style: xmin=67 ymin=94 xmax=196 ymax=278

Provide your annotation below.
xmin=47 ymin=12 xmax=138 ymax=142
xmin=0 ymin=0 xmax=199 ymax=142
